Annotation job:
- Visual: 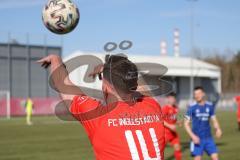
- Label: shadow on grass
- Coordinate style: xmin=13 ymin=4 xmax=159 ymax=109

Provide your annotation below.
xmin=165 ymin=141 xmax=189 ymax=160
xmin=165 ymin=141 xmax=227 ymax=160
xmin=216 ymin=142 xmax=227 ymax=146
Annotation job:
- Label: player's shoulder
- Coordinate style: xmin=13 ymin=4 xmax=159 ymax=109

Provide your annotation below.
xmin=73 ymin=95 xmax=89 ymax=103
xmin=161 ymin=105 xmax=170 ymax=111
xmin=205 ymin=101 xmax=214 ymax=107
xmin=205 ymin=101 xmax=213 ymax=105
xmin=188 ymin=101 xmax=198 ymax=108
xmin=162 ymin=104 xmax=169 ymax=108
xmin=187 ymin=102 xmax=199 ymax=113
xmin=235 ymin=96 xmax=240 ymax=101
xmin=141 ymin=96 xmax=161 ymax=108
xmin=71 ymin=95 xmax=101 ymax=113
xmin=162 ymin=104 xmax=174 ymax=110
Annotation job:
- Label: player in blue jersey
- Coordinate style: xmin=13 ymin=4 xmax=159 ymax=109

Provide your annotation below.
xmin=184 ymin=86 xmax=222 ymax=160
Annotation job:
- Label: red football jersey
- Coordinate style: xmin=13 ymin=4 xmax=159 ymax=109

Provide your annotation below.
xmin=162 ymin=105 xmax=178 ymax=125
xmin=70 ymin=95 xmax=165 ymax=160
xmin=235 ymin=96 xmax=240 ymax=119
xmin=162 ymin=105 xmax=180 ymax=146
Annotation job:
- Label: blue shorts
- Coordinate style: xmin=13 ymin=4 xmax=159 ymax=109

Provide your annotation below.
xmin=190 ymin=137 xmax=218 ymax=157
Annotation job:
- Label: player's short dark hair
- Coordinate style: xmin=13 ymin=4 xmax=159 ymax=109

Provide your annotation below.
xmin=194 ymin=86 xmax=205 ymax=92
xmin=103 ymin=54 xmax=138 ymax=94
xmin=167 ymin=92 xmax=176 ymax=98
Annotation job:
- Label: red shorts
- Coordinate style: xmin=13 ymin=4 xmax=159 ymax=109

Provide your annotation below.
xmin=237 ymin=108 xmax=240 ymax=122
xmin=165 ymin=131 xmax=180 ymax=146
xmin=237 ymin=113 xmax=240 ymax=122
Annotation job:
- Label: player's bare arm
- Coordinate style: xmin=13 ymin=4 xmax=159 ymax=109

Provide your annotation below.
xmin=164 ymin=121 xmax=176 ymax=132
xmin=88 ymin=64 xmax=104 ymax=79
xmin=211 ymin=116 xmax=222 ymax=138
xmin=184 ymin=118 xmax=200 ymax=144
xmin=37 ymin=54 xmax=83 ymax=104
xmin=177 ymin=120 xmax=183 ymax=127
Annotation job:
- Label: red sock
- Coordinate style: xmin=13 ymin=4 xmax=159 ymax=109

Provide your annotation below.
xmin=174 ymin=150 xmax=182 ymax=160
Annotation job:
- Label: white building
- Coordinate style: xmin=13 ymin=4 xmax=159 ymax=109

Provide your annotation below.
xmin=64 ymin=51 xmax=221 ymax=101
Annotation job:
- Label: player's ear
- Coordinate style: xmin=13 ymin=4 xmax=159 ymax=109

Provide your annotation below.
xmin=203 ymin=92 xmax=206 ymax=98
xmin=102 ymin=79 xmax=114 ymax=93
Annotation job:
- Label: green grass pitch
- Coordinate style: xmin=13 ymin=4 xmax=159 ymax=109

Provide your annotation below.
xmin=0 ymin=111 xmax=239 ymax=160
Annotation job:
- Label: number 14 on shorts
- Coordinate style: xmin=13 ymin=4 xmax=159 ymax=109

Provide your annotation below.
xmin=125 ymin=128 xmax=162 ymax=160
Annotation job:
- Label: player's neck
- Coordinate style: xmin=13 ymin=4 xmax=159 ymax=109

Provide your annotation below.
xmin=168 ymin=104 xmax=176 ymax=107
xmin=105 ymin=92 xmax=135 ymax=105
xmin=198 ymin=100 xmax=205 ymax=106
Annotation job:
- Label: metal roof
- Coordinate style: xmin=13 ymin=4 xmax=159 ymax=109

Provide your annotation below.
xmin=64 ymin=51 xmax=221 ymax=78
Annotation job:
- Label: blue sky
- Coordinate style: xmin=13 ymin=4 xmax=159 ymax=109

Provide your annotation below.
xmin=0 ymin=0 xmax=239 ymax=57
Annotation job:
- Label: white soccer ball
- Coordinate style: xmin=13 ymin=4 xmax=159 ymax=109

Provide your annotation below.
xmin=42 ymin=0 xmax=80 ymax=34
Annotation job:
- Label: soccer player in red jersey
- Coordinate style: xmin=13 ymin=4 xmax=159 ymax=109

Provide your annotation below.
xmin=235 ymin=96 xmax=240 ymax=130
xmin=162 ymin=92 xmax=182 ymax=160
xmin=38 ymin=54 xmax=165 ymax=160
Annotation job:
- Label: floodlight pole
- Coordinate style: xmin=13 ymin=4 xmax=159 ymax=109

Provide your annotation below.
xmin=188 ymin=0 xmax=197 ymax=101
xmin=7 ymin=32 xmax=12 ymax=98
xmin=26 ymin=33 xmax=31 ymax=98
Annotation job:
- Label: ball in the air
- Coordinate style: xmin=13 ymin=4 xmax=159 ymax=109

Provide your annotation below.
xmin=42 ymin=0 xmax=80 ymax=34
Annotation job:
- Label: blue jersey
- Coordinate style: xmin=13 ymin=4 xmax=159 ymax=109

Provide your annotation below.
xmin=185 ymin=101 xmax=215 ymax=139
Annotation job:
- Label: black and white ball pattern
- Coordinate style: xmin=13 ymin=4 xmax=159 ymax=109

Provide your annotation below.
xmin=42 ymin=0 xmax=80 ymax=34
